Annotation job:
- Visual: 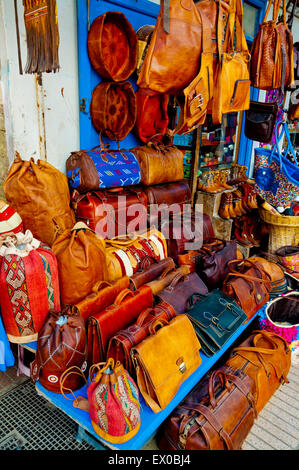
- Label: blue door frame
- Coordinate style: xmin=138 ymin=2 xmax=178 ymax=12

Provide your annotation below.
xmin=237 ymin=0 xmax=268 ymax=175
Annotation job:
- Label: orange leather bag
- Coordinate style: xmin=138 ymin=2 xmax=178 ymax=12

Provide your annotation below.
xmin=52 ymin=222 xmax=108 ymax=305
xmin=131 ymin=142 xmax=184 ymax=186
xmin=250 ymin=0 xmax=294 ymax=90
xmin=225 ymin=330 xmax=291 ymax=413
xmin=137 ymin=0 xmax=203 ymax=95
xmin=4 ymin=154 xmax=75 ymax=247
xmin=212 ymin=0 xmax=251 ymax=124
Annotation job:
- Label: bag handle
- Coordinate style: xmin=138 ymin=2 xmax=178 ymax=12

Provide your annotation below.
xmin=114 ymin=289 xmax=135 ymax=305
xmin=227 ymin=259 xmax=269 ymax=280
xmin=136 ymin=308 xmax=156 ymax=326
xmin=89 ymin=358 xmax=115 ymax=383
xmin=208 ymin=370 xmax=231 ymax=407
xmin=158 ymin=264 xmax=177 ymax=280
xmin=59 ymin=366 xmax=89 ymax=410
xmin=164 ymin=273 xmax=186 ymax=290
xmin=149 ymin=318 xmax=169 ymax=336
xmin=91 ymin=280 xmax=113 ymax=293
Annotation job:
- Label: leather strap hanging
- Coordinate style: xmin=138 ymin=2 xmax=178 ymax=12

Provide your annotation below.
xmin=14 ymin=0 xmax=23 ymax=75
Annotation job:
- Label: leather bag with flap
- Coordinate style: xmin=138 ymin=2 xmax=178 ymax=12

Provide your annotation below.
xmin=86 ymin=286 xmax=153 ymax=366
xmin=225 ymin=330 xmax=291 ymax=413
xmin=244 ymin=101 xmax=279 ymax=143
xmin=186 ymin=289 xmax=247 ymax=357
xmin=131 ymin=314 xmax=202 ymax=413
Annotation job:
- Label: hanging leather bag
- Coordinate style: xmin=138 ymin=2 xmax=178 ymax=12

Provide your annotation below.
xmin=225 ymin=330 xmax=291 ymax=413
xmin=222 ymin=259 xmax=272 ymax=322
xmin=244 ymin=100 xmax=279 ymax=143
xmin=158 ymin=365 xmax=257 ymax=450
xmin=135 ymin=88 xmax=169 ymax=143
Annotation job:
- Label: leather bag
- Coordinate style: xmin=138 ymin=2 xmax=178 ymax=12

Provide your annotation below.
xmin=212 ymin=0 xmax=250 ymax=125
xmin=157 ymin=272 xmax=208 ymax=315
xmin=60 ymin=358 xmax=141 ymax=444
xmin=135 ymin=88 xmax=169 ymax=143
xmin=131 ymin=142 xmax=184 ymax=186
xmin=4 ymin=154 xmax=75 ymax=247
xmin=75 ymin=277 xmax=130 ymax=323
xmin=90 ymin=81 xmax=137 ymax=141
xmin=30 ymin=305 xmax=87 ymax=393
xmin=106 ymin=301 xmax=177 ymax=375
xmin=71 ymin=187 xmax=147 ymax=238
xmin=248 ymin=256 xmax=287 ymax=298
xmin=250 ymin=0 xmax=294 ymax=90
xmin=66 ymin=146 xmax=141 ymax=193
xmin=222 ymin=259 xmax=272 ymax=322
xmin=104 ymin=227 xmax=168 ymax=282
xmin=244 ymin=100 xmax=279 ymax=143
xmin=129 ymin=256 xmax=175 ymax=291
xmin=52 ymin=222 xmax=108 ymax=306
xmin=225 ymin=330 xmax=291 ymax=413
xmin=196 ymin=238 xmax=237 ymax=290
xmin=0 ymin=230 xmax=61 ymax=344
xmin=86 ymin=285 xmax=153 ymax=366
xmin=143 ymin=181 xmax=191 ymax=211
xmin=145 ymin=265 xmax=191 ymax=295
xmin=158 ymin=365 xmax=257 ymax=450
xmin=186 ymin=289 xmax=247 ymax=357
xmin=131 ymin=314 xmax=202 ymax=412
xmin=87 ymin=12 xmax=138 ymax=82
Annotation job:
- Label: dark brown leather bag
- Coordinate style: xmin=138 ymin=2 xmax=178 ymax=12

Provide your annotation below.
xmin=30 ymin=306 xmax=87 ymax=393
xmin=244 ymin=101 xmax=279 ymax=143
xmin=129 ymin=256 xmax=175 ymax=291
xmin=158 ymin=365 xmax=257 ymax=450
xmin=196 ymin=239 xmax=237 ymax=290
xmin=143 ymin=181 xmax=191 ymax=211
xmin=222 ymin=259 xmax=272 ymax=322
xmin=90 ymin=81 xmax=137 ymax=141
xmin=157 ymin=272 xmax=208 ymax=314
xmin=106 ymin=302 xmax=177 ymax=375
xmin=225 ymin=330 xmax=291 ymax=413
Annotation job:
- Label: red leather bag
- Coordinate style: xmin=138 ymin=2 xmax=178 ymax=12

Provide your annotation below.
xmin=135 ymin=88 xmax=169 ymax=143
xmin=86 ymin=286 xmax=153 ymax=366
xmin=106 ymin=301 xmax=176 ymax=375
xmin=222 ymin=259 xmax=272 ymax=322
xmin=71 ymin=187 xmax=147 ymax=238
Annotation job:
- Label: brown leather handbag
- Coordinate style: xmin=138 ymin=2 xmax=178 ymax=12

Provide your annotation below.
xmin=4 ymin=154 xmax=75 ymax=247
xmin=244 ymin=100 xmax=279 ymax=143
xmin=87 ymin=11 xmax=137 ymax=82
xmin=90 ymin=81 xmax=137 ymax=141
xmin=248 ymin=256 xmax=287 ymax=298
xmin=52 ymin=222 xmax=108 ymax=306
xmin=222 ymin=259 xmax=272 ymax=322
xmin=250 ymin=0 xmax=294 ymax=90
xmin=137 ymin=0 xmax=203 ymax=95
xmin=30 ymin=305 xmax=87 ymax=393
xmin=106 ymin=302 xmax=177 ymax=375
xmin=158 ymin=365 xmax=257 ymax=450
xmin=157 ymin=272 xmax=208 ymax=314
xmin=86 ymin=286 xmax=153 ymax=366
xmin=143 ymin=181 xmax=191 ymax=210
xmin=135 ymin=88 xmax=169 ymax=143
xmin=75 ymin=277 xmax=129 ymax=323
xmin=225 ymin=330 xmax=291 ymax=413
xmin=131 ymin=142 xmax=184 ymax=186
xmin=131 ymin=314 xmax=202 ymax=413
xmin=129 ymin=256 xmax=175 ymax=291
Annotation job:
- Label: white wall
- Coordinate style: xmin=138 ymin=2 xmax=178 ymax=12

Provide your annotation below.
xmin=0 ymin=0 xmax=80 ymax=174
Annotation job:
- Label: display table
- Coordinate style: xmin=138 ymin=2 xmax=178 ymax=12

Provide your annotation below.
xmin=34 ymin=309 xmax=262 ymax=451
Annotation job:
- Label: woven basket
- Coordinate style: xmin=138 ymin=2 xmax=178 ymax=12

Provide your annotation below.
xmin=259 ymin=207 xmax=299 ymax=253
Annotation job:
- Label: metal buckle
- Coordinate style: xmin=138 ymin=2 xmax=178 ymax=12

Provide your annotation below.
xmin=192 ymin=93 xmax=204 ymax=108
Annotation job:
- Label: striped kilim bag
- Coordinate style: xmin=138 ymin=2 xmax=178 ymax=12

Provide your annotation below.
xmin=0 ymin=200 xmax=23 ymax=236
xmin=0 ymin=230 xmax=60 ymax=343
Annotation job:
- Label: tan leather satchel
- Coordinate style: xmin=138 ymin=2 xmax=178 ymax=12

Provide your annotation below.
xmin=131 ymin=142 xmax=184 ymax=186
xmin=131 ymin=314 xmax=202 ymax=412
xmin=225 ymin=330 xmax=291 ymax=413
xmin=52 ymin=222 xmax=108 ymax=305
xmin=137 ymin=0 xmax=203 ymax=95
xmin=4 ymin=154 xmax=75 ymax=247
xmin=250 ymin=0 xmax=294 ymax=90
xmin=212 ymin=0 xmax=251 ymax=124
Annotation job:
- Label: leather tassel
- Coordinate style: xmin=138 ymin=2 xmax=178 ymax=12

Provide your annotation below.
xmin=23 ymin=0 xmax=60 ymax=74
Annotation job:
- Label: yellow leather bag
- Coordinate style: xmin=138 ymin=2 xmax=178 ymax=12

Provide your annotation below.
xmin=212 ymin=0 xmax=251 ymax=124
xmin=105 ymin=227 xmax=168 ymax=282
xmin=131 ymin=314 xmax=202 ymax=413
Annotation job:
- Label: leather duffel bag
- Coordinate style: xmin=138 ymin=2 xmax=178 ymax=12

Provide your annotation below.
xmin=222 ymin=259 xmax=272 ymax=322
xmin=131 ymin=142 xmax=184 ymax=186
xmin=131 ymin=314 xmax=202 ymax=413
xmin=145 ymin=265 xmax=191 ymax=296
xmin=71 ymin=187 xmax=147 ymax=238
xmin=248 ymin=256 xmax=288 ymax=298
xmin=143 ymin=181 xmax=191 ymax=213
xmin=30 ymin=305 xmax=87 ymax=393
xmin=157 ymin=272 xmax=208 ymax=315
xmin=158 ymin=365 xmax=257 ymax=450
xmin=129 ymin=256 xmax=175 ymax=291
xmin=86 ymin=286 xmax=153 ymax=366
xmin=106 ymin=301 xmax=176 ymax=375
xmin=225 ymin=330 xmax=291 ymax=413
